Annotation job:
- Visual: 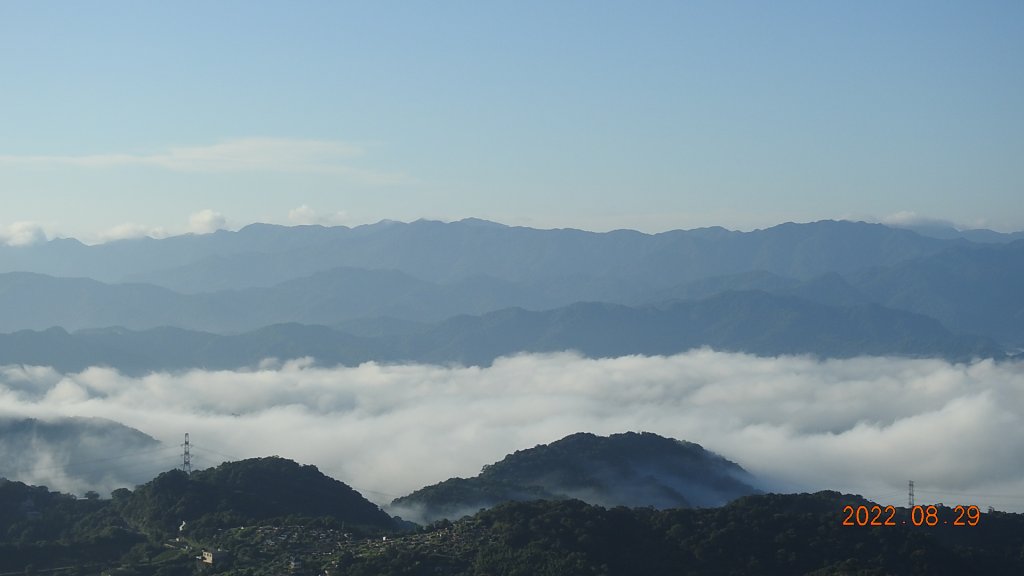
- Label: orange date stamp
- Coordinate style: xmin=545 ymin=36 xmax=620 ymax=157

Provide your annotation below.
xmin=842 ymin=504 xmax=981 ymax=527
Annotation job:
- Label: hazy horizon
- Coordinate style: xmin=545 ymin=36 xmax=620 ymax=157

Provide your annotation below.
xmin=3 ymin=2 xmax=1023 ymax=240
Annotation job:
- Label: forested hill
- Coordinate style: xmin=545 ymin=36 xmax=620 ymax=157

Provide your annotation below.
xmin=6 ymin=473 xmax=1022 ymax=575
xmin=115 ymin=457 xmax=397 ymax=538
xmin=353 ymin=494 xmax=1024 ymax=576
xmin=393 ymin=432 xmax=760 ymax=524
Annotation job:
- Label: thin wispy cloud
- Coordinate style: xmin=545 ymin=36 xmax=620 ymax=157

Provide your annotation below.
xmin=881 ymin=211 xmax=960 ymax=230
xmin=287 ymin=204 xmax=350 ymax=226
xmin=0 ymin=138 xmax=408 ymax=185
xmin=2 ymin=351 xmax=1023 ymax=512
xmin=93 ymin=223 xmax=170 ymax=243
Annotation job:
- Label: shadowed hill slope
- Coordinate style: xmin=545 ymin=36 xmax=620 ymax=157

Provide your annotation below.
xmin=392 ymin=432 xmax=760 ymax=523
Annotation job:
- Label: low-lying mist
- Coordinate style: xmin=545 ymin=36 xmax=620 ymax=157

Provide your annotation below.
xmin=1 ymin=350 xmax=1022 ymax=512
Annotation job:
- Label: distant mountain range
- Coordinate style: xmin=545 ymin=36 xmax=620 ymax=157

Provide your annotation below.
xmin=0 ymin=218 xmax=1020 ymax=369
xmin=0 ymin=219 xmax=965 ymax=291
xmin=0 ymin=290 xmax=1001 ymax=374
xmin=392 ymin=432 xmax=760 ymax=524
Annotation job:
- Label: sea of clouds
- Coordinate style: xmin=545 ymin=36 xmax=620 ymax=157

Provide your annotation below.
xmin=1 ymin=349 xmax=1022 ymax=512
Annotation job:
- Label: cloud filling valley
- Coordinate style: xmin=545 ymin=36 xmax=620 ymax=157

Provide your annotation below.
xmin=1 ymin=350 xmax=1022 ymax=512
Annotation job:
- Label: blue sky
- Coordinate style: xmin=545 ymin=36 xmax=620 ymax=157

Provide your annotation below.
xmin=1 ymin=1 xmax=1022 ymax=242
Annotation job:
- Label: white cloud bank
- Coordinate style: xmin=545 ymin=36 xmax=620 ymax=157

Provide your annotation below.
xmin=2 ymin=351 xmax=1023 ymax=511
xmin=76 ymin=211 xmax=224 ymax=244
xmin=0 ymin=221 xmax=50 ymax=246
xmin=188 ymin=209 xmax=228 ymax=234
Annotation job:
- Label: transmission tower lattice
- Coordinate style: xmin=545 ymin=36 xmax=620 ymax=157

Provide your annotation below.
xmin=908 ymin=480 xmax=914 ymax=508
xmin=182 ymin=433 xmax=192 ymax=475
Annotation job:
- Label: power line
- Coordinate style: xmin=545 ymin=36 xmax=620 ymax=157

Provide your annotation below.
xmin=913 ymin=487 xmax=1024 ymax=501
xmin=190 ymin=443 xmax=241 ymax=462
xmin=8 ymin=444 xmax=180 ymax=475
xmin=347 ymin=485 xmax=402 ymax=500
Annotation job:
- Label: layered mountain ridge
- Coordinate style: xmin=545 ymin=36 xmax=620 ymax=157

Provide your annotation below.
xmin=0 ymin=219 xmax=1019 ymax=371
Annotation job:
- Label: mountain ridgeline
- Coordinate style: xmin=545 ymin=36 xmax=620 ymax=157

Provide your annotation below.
xmin=392 ymin=432 xmax=760 ymax=524
xmin=0 ymin=219 xmax=967 ymax=291
xmin=0 ymin=218 xmax=1020 ymax=371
